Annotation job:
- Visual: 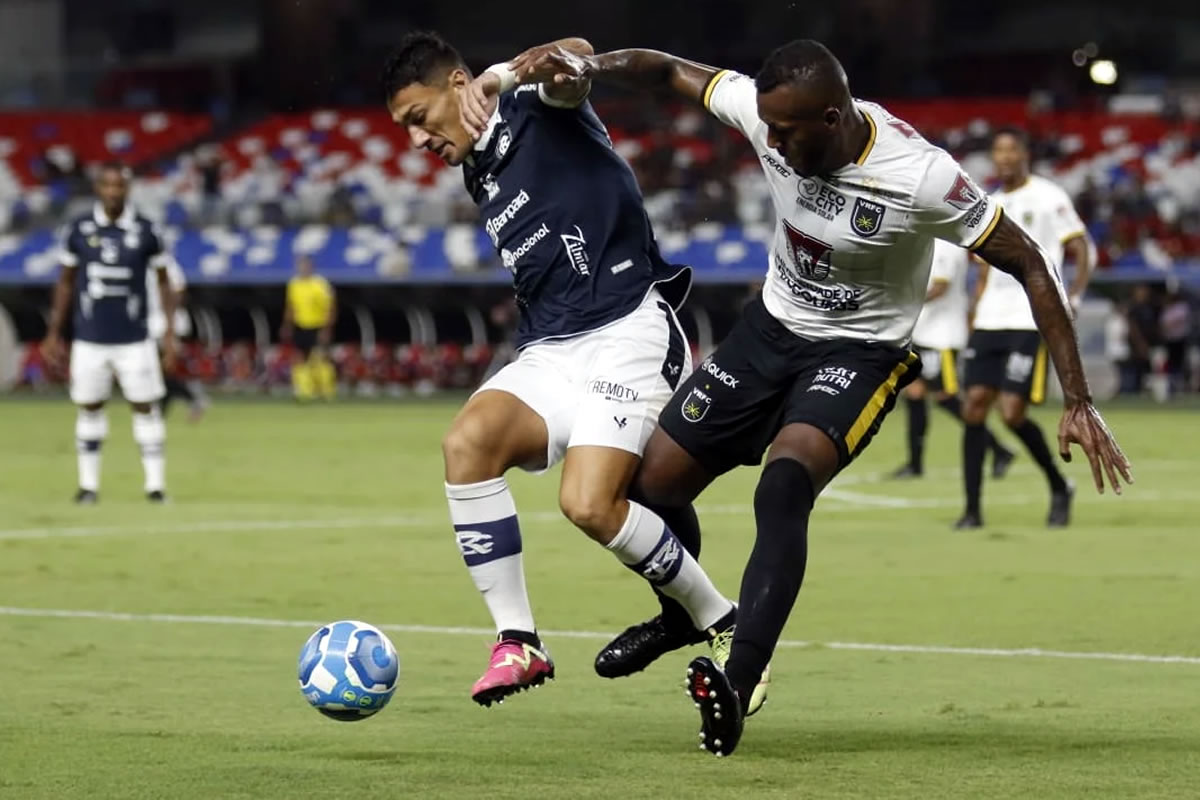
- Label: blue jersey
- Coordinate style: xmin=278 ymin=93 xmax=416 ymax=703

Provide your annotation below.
xmin=59 ymin=205 xmax=168 ymax=345
xmin=463 ymin=86 xmax=690 ymax=349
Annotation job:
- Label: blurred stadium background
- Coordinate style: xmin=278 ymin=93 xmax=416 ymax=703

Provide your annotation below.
xmin=0 ymin=0 xmax=1198 ymax=400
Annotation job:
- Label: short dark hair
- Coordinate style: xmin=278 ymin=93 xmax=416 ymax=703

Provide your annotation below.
xmin=96 ymin=160 xmax=131 ymax=179
xmin=381 ymin=31 xmax=467 ymax=102
xmin=754 ymin=39 xmax=845 ymax=95
xmin=992 ymin=126 xmax=1030 ymax=150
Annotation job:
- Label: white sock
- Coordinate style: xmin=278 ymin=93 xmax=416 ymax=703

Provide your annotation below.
xmin=607 ymin=500 xmax=733 ymax=630
xmin=446 ymin=477 xmax=536 ymax=635
xmin=132 ymin=408 xmax=166 ymax=493
xmin=75 ymin=409 xmax=108 ymax=492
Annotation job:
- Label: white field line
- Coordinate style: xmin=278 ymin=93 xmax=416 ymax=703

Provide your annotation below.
xmin=1 ymin=606 xmax=1197 ymax=666
xmin=0 ymin=487 xmax=1188 ymax=542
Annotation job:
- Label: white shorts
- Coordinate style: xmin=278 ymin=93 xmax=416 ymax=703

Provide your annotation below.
xmin=476 ymin=289 xmax=692 ymax=472
xmin=69 ymin=339 xmax=166 ymax=405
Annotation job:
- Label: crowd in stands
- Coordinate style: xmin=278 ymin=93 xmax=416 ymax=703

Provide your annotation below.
xmin=3 ymin=102 xmax=1200 ymax=271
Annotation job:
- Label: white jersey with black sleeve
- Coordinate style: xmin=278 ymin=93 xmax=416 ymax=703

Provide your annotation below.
xmin=702 ymin=69 xmax=1002 ymax=348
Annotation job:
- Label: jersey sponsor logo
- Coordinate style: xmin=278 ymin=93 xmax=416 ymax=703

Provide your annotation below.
xmin=560 ymin=225 xmax=590 ymax=276
xmin=496 ymin=130 xmax=512 ymax=158
xmin=700 ymin=358 xmax=739 ymax=388
xmin=588 ymin=379 xmax=639 ymax=402
xmin=761 ymin=152 xmax=792 ymax=177
xmin=782 ymin=221 xmax=833 ymax=281
xmin=943 ymin=172 xmax=981 ymax=211
xmin=456 ymin=530 xmax=494 ymax=556
xmin=681 ymin=386 xmax=712 ymax=423
xmin=775 ymin=254 xmax=864 ymax=311
xmin=85 ymin=263 xmax=133 ymax=299
xmin=964 ymin=199 xmax=989 ymax=228
xmin=500 ymin=222 xmax=549 ymax=270
xmin=98 ymin=238 xmax=121 ymax=265
xmin=807 ymin=383 xmax=840 ymax=396
xmin=851 ymin=198 xmax=886 ymax=237
xmin=797 ymin=179 xmax=846 ymax=221
xmin=80 ymin=221 xmax=97 ymax=236
xmin=484 ymin=189 xmax=530 ymax=246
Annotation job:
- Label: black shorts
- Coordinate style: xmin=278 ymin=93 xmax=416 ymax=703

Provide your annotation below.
xmin=912 ymin=346 xmax=960 ymax=395
xmin=659 ymin=297 xmax=920 ymax=477
xmin=294 ymin=327 xmax=319 ymax=358
xmin=963 ymin=329 xmax=1049 ymax=404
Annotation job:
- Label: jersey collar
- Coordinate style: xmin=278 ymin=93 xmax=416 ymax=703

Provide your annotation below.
xmin=93 ymin=202 xmax=136 ymax=230
xmin=852 ymin=107 xmax=877 ymax=167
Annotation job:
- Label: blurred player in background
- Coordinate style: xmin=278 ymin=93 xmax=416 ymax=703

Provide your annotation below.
xmin=891 ymin=240 xmax=1013 ymax=479
xmin=146 ymin=257 xmax=207 ymax=421
xmin=388 ymin=32 xmax=741 ymax=709
xmin=517 ymin=37 xmax=1131 ymax=756
xmin=280 ymin=255 xmax=336 ymax=401
xmin=958 ymin=128 xmax=1096 ymax=529
xmin=41 ymin=162 xmax=176 ymax=503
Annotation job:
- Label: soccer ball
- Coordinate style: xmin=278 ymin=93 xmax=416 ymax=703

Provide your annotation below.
xmin=298 ymin=620 xmax=399 ymax=721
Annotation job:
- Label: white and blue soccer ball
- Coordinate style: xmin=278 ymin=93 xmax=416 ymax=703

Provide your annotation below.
xmin=298 ymin=620 xmax=399 ymax=721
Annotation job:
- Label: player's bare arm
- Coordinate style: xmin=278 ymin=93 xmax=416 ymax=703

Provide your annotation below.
xmin=1062 ymin=233 xmax=1093 ymax=306
xmin=925 ymin=278 xmax=950 ymax=303
xmin=42 ymin=264 xmax=76 ymax=370
xmin=510 ymin=46 xmax=719 ymax=105
xmin=459 ymin=38 xmax=595 ymax=138
xmin=156 ymin=267 xmax=178 ymax=372
xmin=974 ymin=214 xmax=1132 ymax=494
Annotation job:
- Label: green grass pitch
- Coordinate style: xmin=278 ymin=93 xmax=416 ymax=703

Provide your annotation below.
xmin=0 ymin=396 xmax=1197 ymax=799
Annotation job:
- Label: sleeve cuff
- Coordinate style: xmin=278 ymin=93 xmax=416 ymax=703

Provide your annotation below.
xmin=967 ymin=206 xmax=1004 ymax=252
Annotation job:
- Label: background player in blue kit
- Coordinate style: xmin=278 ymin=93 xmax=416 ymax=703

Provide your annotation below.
xmin=383 ymin=33 xmax=753 ymax=709
xmin=42 ymin=162 xmax=178 ymax=503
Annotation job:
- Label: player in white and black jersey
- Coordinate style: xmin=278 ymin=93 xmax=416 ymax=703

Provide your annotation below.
xmin=514 ymin=38 xmax=1131 ymax=756
xmin=958 ymin=128 xmax=1096 ymax=529
xmin=891 ymin=239 xmax=1013 ymax=479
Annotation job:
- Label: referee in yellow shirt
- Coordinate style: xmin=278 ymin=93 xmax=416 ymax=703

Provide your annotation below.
xmin=281 ymin=255 xmax=336 ymax=401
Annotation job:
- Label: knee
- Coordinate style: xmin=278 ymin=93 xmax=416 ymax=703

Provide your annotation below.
xmin=442 ymin=416 xmax=501 ymax=482
xmin=1000 ymin=406 xmax=1026 ymax=429
xmin=559 ymin=488 xmax=624 ymax=543
xmin=130 ymin=402 xmax=153 ymax=415
xmin=962 ymin=392 xmax=990 ymax=424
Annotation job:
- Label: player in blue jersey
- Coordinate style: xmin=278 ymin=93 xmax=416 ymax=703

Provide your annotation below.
xmin=383 ymin=33 xmax=760 ymax=709
xmin=42 ymin=162 xmax=177 ymax=503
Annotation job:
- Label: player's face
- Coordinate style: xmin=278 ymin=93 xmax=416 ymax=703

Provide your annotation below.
xmin=95 ymin=169 xmax=129 ymax=215
xmin=388 ymin=70 xmax=473 ymax=167
xmin=757 ymin=84 xmax=838 ymax=178
xmin=991 ymin=134 xmax=1029 ymax=184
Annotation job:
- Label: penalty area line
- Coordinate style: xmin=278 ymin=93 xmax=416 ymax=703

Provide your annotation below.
xmin=0 ymin=606 xmax=1197 ymax=666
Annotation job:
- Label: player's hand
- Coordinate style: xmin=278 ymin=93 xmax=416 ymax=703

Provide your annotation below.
xmin=161 ymin=334 xmax=178 ymax=374
xmin=510 ymin=44 xmax=591 ymax=87
xmin=41 ymin=333 xmax=66 ymax=372
xmin=1057 ymin=401 xmax=1133 ymax=495
xmin=459 ymin=72 xmax=500 ymax=141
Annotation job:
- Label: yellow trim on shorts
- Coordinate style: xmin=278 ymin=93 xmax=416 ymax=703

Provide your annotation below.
xmin=702 ymin=70 xmax=731 ymax=111
xmin=845 ymin=352 xmax=919 ymax=455
xmin=940 ymin=349 xmax=959 ymax=395
xmin=1030 ymin=343 xmax=1048 ymax=405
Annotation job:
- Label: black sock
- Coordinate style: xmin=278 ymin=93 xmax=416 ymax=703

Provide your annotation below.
xmin=162 ymin=376 xmax=194 ymax=414
xmin=1011 ymin=418 xmax=1068 ymax=492
xmin=906 ymin=397 xmax=927 ymax=472
xmin=499 ymin=628 xmax=540 ymax=646
xmin=725 ymin=458 xmax=814 ymax=704
xmin=963 ymin=423 xmax=987 ymax=516
xmin=939 ymin=396 xmax=1011 ymax=458
xmin=628 ymin=485 xmax=702 ymax=632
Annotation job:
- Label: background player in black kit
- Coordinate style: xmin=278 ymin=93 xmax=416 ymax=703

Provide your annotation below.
xmin=509 ymin=38 xmax=1133 ymax=756
xmin=384 ymin=33 xmax=743 ymax=709
xmin=42 ymin=162 xmax=178 ymax=503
